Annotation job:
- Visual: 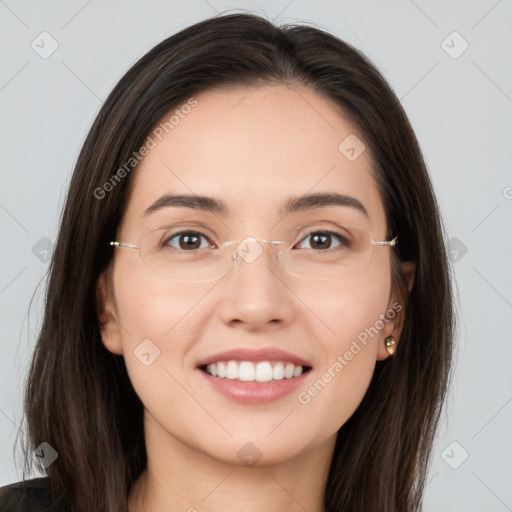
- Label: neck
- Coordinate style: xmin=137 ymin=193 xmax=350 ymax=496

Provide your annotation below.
xmin=129 ymin=413 xmax=334 ymax=512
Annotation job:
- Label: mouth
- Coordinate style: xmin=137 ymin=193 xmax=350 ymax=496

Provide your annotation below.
xmin=196 ymin=348 xmax=313 ymax=404
xmin=199 ymin=360 xmax=312 ymax=382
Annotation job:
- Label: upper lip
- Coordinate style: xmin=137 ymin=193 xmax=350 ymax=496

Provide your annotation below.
xmin=196 ymin=348 xmax=313 ymax=368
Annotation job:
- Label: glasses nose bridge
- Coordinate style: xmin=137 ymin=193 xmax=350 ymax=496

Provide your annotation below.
xmin=224 ymin=237 xmax=285 ymax=269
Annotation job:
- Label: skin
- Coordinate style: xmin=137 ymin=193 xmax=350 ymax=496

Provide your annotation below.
xmin=96 ymin=85 xmax=414 ymax=512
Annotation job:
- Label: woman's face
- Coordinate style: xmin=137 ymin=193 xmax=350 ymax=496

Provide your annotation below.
xmin=98 ymin=85 xmax=403 ymax=466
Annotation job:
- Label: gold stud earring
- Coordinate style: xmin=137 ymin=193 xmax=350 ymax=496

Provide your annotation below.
xmin=385 ymin=336 xmax=396 ymax=355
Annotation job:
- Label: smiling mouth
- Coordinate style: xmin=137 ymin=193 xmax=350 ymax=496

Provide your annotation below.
xmin=199 ymin=360 xmax=312 ymax=383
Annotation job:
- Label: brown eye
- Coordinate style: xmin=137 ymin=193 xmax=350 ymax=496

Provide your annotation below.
xmin=165 ymin=231 xmax=212 ymax=251
xmin=309 ymin=233 xmax=332 ymax=250
xmin=296 ymin=231 xmax=345 ymax=251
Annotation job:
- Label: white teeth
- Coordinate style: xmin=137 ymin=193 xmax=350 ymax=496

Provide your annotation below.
xmin=205 ymin=360 xmax=306 ymax=382
xmin=272 ymin=362 xmax=284 ymax=380
xmin=239 ymin=361 xmax=255 ymax=381
xmin=226 ymin=361 xmax=238 ymax=379
xmin=217 ymin=362 xmax=226 ymax=378
xmin=284 ymin=363 xmax=295 ymax=379
xmin=255 ymin=361 xmax=273 ymax=382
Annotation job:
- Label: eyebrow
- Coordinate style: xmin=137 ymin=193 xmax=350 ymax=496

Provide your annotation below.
xmin=142 ymin=192 xmax=368 ymax=219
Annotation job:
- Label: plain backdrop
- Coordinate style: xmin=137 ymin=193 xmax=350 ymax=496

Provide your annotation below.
xmin=1 ymin=1 xmax=511 ymax=510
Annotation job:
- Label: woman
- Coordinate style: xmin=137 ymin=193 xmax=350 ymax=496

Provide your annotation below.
xmin=0 ymin=13 xmax=454 ymax=512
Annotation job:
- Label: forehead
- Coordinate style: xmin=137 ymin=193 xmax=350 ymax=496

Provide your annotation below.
xmin=120 ymin=85 xmax=386 ymax=233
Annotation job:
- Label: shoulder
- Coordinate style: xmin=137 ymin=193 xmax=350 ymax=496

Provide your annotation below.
xmin=0 ymin=477 xmax=54 ymax=511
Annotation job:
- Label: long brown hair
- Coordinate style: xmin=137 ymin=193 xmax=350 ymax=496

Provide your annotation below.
xmin=18 ymin=13 xmax=454 ymax=511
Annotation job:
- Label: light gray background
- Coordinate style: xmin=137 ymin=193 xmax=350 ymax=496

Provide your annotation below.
xmin=1 ymin=1 xmax=511 ymax=510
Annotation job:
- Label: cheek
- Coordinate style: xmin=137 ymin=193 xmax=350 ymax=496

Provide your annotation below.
xmin=297 ymin=270 xmax=391 ymax=430
xmin=319 ymin=266 xmax=392 ymax=347
xmin=113 ymin=257 xmax=210 ymax=341
xmin=111 ymin=268 xmax=216 ymax=428
xmin=111 ymin=262 xmax=211 ymax=384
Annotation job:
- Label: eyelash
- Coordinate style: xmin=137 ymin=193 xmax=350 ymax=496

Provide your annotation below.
xmin=162 ymin=230 xmax=351 ymax=252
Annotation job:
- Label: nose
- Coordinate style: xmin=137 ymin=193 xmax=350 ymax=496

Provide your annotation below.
xmin=216 ymin=238 xmax=296 ymax=331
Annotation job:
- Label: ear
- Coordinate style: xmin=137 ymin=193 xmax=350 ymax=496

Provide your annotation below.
xmin=376 ymin=261 xmax=415 ymax=361
xmin=95 ymin=269 xmax=123 ymax=355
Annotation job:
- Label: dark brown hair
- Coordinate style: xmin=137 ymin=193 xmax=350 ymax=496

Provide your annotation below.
xmin=17 ymin=13 xmax=454 ymax=512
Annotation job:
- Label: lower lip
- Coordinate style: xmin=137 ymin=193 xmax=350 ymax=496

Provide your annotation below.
xmin=198 ymin=369 xmax=310 ymax=404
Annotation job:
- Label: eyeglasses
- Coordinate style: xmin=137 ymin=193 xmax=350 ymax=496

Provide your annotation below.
xmin=110 ymin=225 xmax=397 ymax=282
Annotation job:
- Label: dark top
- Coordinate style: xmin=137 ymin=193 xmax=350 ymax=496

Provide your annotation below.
xmin=0 ymin=478 xmax=54 ymax=511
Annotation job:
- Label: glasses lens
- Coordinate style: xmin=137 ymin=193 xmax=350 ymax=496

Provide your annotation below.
xmin=140 ymin=228 xmax=231 ymax=281
xmin=282 ymin=226 xmax=374 ymax=280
